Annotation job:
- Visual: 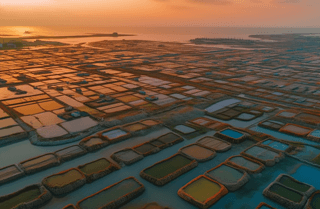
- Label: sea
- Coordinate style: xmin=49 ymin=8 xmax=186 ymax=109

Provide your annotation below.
xmin=1 ymin=26 xmax=320 ymax=44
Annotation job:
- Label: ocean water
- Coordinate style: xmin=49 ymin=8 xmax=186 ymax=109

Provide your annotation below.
xmin=1 ymin=26 xmax=320 ymax=44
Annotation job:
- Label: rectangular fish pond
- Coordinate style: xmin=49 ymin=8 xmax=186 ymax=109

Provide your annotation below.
xmin=0 ymin=184 xmax=51 ymax=209
xmin=265 ymin=183 xmax=304 ymax=203
xmin=78 ymin=158 xmax=118 ymax=182
xmin=179 ymin=144 xmax=216 ymax=162
xmin=279 ymin=124 xmax=313 ymax=137
xmin=259 ymin=120 xmax=285 ymax=131
xmin=156 ymin=132 xmax=183 ymax=147
xmin=242 ymin=145 xmax=283 ymax=166
xmin=122 ymin=122 xmax=148 ymax=133
xmin=54 ymin=145 xmax=87 ymax=162
xmin=79 ymin=136 xmax=108 ymax=152
xmin=174 ymin=125 xmax=196 ymax=134
xmin=100 ymin=128 xmax=130 ymax=143
xmin=215 ymin=128 xmax=246 ymax=144
xmin=261 ymin=139 xmax=290 ymax=152
xmin=140 ymin=154 xmax=198 ymax=186
xmin=140 ymin=119 xmax=160 ymax=126
xmin=0 ymin=164 xmax=24 ymax=185
xmin=178 ymin=175 xmax=228 ymax=209
xmin=276 ymin=175 xmax=314 ymax=195
xmin=111 ymin=148 xmax=143 ymax=165
xmin=190 ymin=117 xmax=215 ymax=127
xmin=19 ymin=153 xmax=60 ymax=174
xmin=171 ymin=123 xmax=207 ymax=139
xmin=42 ymin=168 xmax=86 ymax=195
xmin=307 ymin=129 xmax=320 ymax=141
xmin=197 ymin=136 xmax=232 ymax=152
xmin=236 ymin=113 xmax=257 ymax=121
xmin=133 ymin=142 xmax=159 ymax=156
xmin=226 ymin=155 xmax=264 ymax=174
xmin=77 ymin=177 xmax=144 ymax=209
xmin=205 ymin=164 xmax=249 ymax=191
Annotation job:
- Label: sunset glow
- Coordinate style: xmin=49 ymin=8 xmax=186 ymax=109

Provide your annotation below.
xmin=0 ymin=0 xmax=319 ymax=27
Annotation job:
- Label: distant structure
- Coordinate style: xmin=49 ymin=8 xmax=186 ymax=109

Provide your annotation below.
xmin=0 ymin=43 xmax=2 ymax=48
xmin=112 ymin=32 xmax=119 ymax=37
xmin=7 ymin=42 xmax=17 ymax=48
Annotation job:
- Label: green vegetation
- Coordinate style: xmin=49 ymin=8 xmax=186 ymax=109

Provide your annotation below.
xmin=45 ymin=169 xmax=83 ymax=187
xmin=80 ymin=159 xmax=111 ymax=175
xmin=78 ymin=179 xmax=140 ymax=209
xmin=269 ymin=184 xmax=303 ymax=203
xmin=134 ymin=143 xmax=156 ymax=154
xmin=183 ymin=177 xmax=221 ymax=203
xmin=278 ymin=176 xmax=310 ymax=192
xmin=0 ymin=187 xmax=41 ymax=209
xmin=144 ymin=155 xmax=192 ymax=179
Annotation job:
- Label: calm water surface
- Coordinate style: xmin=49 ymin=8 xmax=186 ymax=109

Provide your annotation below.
xmin=2 ymin=26 xmax=320 ymax=44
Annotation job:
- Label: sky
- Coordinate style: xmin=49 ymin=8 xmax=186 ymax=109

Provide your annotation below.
xmin=0 ymin=0 xmax=319 ymax=27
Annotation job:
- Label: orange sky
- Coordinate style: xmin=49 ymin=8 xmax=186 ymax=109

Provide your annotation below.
xmin=0 ymin=0 xmax=319 ymax=27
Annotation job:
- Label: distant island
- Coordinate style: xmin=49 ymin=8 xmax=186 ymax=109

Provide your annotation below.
xmin=190 ymin=34 xmax=320 ymax=51
xmin=0 ymin=32 xmax=134 ymax=50
xmin=7 ymin=32 xmax=134 ymax=40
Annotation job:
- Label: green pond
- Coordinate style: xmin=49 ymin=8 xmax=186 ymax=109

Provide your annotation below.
xmin=78 ymin=178 xmax=141 ymax=209
xmin=269 ymin=184 xmax=303 ymax=203
xmin=0 ymin=187 xmax=41 ymax=209
xmin=79 ymin=158 xmax=111 ymax=175
xmin=278 ymin=176 xmax=310 ymax=192
xmin=183 ymin=177 xmax=221 ymax=203
xmin=45 ymin=169 xmax=83 ymax=187
xmin=134 ymin=143 xmax=156 ymax=154
xmin=144 ymin=155 xmax=192 ymax=179
xmin=310 ymin=193 xmax=320 ymax=209
xmin=207 ymin=165 xmax=243 ymax=184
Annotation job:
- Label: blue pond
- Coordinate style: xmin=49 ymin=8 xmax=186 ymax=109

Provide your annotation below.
xmin=309 ymin=129 xmax=320 ymax=138
xmin=221 ymin=129 xmax=244 ymax=139
xmin=262 ymin=140 xmax=289 ymax=151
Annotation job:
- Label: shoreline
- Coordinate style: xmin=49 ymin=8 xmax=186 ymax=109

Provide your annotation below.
xmin=0 ymin=33 xmax=135 ymax=40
